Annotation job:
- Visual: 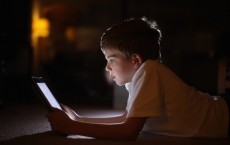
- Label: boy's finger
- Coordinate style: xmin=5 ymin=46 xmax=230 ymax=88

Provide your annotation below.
xmin=50 ymin=107 xmax=62 ymax=112
xmin=60 ymin=104 xmax=73 ymax=113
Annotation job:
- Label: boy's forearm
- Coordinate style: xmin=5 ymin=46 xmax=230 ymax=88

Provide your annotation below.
xmin=79 ymin=117 xmax=123 ymax=124
xmin=66 ymin=117 xmax=146 ymax=140
xmin=68 ymin=120 xmax=137 ymax=140
xmin=79 ymin=111 xmax=127 ymax=123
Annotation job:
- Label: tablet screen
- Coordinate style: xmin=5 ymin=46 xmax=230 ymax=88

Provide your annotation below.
xmin=37 ymin=82 xmax=62 ymax=110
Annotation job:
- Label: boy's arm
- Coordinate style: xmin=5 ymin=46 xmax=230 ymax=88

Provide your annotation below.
xmin=69 ymin=117 xmax=147 ymax=140
xmin=47 ymin=108 xmax=147 ymax=140
xmin=60 ymin=104 xmax=127 ymax=123
xmin=79 ymin=113 xmax=127 ymax=123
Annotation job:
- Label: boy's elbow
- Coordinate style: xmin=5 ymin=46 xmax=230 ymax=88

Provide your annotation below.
xmin=125 ymin=132 xmax=140 ymax=141
xmin=115 ymin=132 xmax=138 ymax=141
xmin=122 ymin=117 xmax=146 ymax=140
xmin=120 ymin=126 xmax=142 ymax=141
xmin=112 ymin=127 xmax=140 ymax=141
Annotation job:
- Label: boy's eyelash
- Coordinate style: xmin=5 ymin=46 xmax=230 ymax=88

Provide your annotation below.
xmin=108 ymin=59 xmax=115 ymax=63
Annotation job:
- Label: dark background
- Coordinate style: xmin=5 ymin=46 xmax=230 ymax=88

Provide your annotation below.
xmin=0 ymin=0 xmax=229 ymax=106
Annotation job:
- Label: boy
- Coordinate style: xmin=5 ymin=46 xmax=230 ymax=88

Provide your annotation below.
xmin=47 ymin=17 xmax=229 ymax=140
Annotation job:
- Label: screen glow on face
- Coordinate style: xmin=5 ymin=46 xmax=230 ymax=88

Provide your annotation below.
xmin=37 ymin=83 xmax=62 ymax=110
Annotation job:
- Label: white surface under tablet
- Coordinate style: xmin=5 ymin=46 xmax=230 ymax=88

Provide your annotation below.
xmin=37 ymin=82 xmax=62 ymax=110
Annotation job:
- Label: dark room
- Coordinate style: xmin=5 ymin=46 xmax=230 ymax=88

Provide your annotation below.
xmin=0 ymin=0 xmax=230 ymax=144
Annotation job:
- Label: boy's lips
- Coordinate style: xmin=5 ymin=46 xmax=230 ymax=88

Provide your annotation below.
xmin=109 ymin=72 xmax=115 ymax=79
xmin=109 ymin=72 xmax=117 ymax=81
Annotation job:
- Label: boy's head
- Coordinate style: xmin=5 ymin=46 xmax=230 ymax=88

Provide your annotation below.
xmin=100 ymin=17 xmax=162 ymax=62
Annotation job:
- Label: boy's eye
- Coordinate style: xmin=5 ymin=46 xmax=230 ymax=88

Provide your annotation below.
xmin=108 ymin=59 xmax=115 ymax=63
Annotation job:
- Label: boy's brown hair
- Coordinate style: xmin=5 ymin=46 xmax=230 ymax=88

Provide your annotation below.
xmin=100 ymin=17 xmax=162 ymax=62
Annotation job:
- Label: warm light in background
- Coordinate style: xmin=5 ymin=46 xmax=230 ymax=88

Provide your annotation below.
xmin=31 ymin=0 xmax=50 ymax=74
xmin=32 ymin=18 xmax=49 ymax=37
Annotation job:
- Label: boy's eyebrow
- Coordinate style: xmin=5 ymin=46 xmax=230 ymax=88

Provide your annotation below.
xmin=106 ymin=54 xmax=117 ymax=59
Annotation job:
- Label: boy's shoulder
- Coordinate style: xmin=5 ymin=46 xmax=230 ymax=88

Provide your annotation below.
xmin=143 ymin=59 xmax=162 ymax=70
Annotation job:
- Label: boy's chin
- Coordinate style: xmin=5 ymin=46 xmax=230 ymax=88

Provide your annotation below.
xmin=115 ymin=81 xmax=125 ymax=86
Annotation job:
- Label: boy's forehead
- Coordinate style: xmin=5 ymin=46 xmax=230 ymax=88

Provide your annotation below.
xmin=103 ymin=49 xmax=124 ymax=59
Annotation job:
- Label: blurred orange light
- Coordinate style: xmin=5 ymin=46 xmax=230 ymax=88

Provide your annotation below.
xmin=32 ymin=18 xmax=49 ymax=37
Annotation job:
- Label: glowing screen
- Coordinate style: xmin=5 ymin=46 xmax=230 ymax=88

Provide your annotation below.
xmin=37 ymin=83 xmax=62 ymax=110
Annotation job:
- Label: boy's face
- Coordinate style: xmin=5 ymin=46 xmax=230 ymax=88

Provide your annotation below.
xmin=103 ymin=49 xmax=138 ymax=86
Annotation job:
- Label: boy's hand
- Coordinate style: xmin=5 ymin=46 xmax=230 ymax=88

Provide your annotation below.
xmin=47 ymin=107 xmax=74 ymax=134
xmin=60 ymin=104 xmax=79 ymax=121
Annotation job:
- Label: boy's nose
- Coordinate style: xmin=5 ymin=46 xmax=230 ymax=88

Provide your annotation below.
xmin=105 ymin=64 xmax=111 ymax=72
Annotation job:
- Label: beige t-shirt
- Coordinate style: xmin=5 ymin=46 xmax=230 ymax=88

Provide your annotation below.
xmin=125 ymin=60 xmax=229 ymax=138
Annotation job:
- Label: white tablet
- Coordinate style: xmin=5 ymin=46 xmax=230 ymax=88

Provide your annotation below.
xmin=32 ymin=76 xmax=62 ymax=111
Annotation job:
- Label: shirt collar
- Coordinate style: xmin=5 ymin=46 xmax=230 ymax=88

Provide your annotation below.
xmin=125 ymin=60 xmax=148 ymax=92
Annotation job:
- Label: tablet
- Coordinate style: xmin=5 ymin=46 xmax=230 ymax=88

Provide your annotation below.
xmin=32 ymin=76 xmax=62 ymax=111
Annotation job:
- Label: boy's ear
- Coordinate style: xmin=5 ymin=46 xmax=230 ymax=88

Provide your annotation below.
xmin=131 ymin=54 xmax=142 ymax=68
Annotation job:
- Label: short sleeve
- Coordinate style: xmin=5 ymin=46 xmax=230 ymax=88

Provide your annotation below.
xmin=127 ymin=65 xmax=164 ymax=117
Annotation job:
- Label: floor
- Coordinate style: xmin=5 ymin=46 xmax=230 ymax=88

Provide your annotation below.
xmin=0 ymin=103 xmax=230 ymax=145
xmin=0 ymin=102 xmax=123 ymax=141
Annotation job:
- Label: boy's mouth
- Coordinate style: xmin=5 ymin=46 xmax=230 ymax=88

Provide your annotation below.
xmin=109 ymin=72 xmax=115 ymax=79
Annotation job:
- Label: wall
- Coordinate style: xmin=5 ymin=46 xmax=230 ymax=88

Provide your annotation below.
xmin=0 ymin=0 xmax=229 ymax=106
